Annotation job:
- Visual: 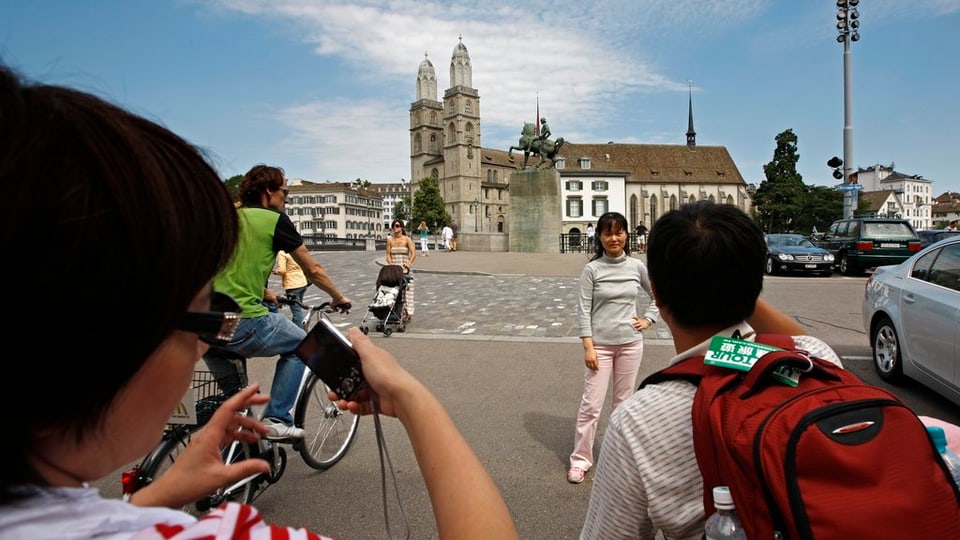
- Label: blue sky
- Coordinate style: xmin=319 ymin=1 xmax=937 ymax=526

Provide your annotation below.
xmin=2 ymin=0 xmax=959 ymax=195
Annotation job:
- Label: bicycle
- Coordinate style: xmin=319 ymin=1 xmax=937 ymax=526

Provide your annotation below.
xmin=122 ymin=297 xmax=360 ymax=514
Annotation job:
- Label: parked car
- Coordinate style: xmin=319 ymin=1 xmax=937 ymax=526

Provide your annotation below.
xmin=814 ymin=217 xmax=921 ymax=275
xmin=917 ymin=229 xmax=960 ymax=248
xmin=862 ymin=235 xmax=960 ymax=406
xmin=764 ymin=233 xmax=834 ymax=276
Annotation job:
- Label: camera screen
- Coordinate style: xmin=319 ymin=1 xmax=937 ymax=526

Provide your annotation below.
xmin=295 ymin=319 xmax=366 ymax=400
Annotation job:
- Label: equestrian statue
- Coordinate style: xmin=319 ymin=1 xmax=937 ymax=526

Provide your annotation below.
xmin=508 ymin=118 xmax=565 ymax=170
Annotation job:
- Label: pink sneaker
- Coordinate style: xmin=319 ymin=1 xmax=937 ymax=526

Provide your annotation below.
xmin=567 ymin=467 xmax=586 ymax=484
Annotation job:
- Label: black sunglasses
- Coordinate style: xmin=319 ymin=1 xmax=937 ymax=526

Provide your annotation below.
xmin=177 ymin=291 xmax=241 ymax=344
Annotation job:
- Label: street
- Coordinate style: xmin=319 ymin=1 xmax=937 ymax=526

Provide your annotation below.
xmin=93 ymin=251 xmax=960 ymax=539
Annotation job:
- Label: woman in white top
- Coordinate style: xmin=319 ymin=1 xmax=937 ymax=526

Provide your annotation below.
xmin=568 ymin=212 xmax=659 ymax=484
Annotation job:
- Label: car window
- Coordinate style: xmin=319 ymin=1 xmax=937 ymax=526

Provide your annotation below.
xmin=828 ymin=221 xmax=842 ymax=236
xmin=862 ymin=222 xmax=916 ymax=239
xmin=846 ymin=221 xmax=859 ymax=238
xmin=798 ymin=239 xmax=815 ymax=248
xmin=911 ymin=249 xmax=939 ymax=282
xmin=928 ymin=244 xmax=960 ymax=292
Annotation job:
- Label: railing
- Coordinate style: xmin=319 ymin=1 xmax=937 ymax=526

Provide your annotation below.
xmin=559 ymin=233 xmax=643 ymax=254
xmin=302 ymin=236 xmax=385 ymax=251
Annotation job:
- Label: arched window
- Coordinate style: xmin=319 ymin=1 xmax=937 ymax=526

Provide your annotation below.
xmin=430 ymin=111 xmax=437 ymax=124
xmin=689 ymin=195 xmax=697 ymax=204
xmin=447 ymin=122 xmax=456 ymax=142
xmin=414 ymin=134 xmax=422 ymax=153
xmin=670 ymin=194 xmax=678 ymax=210
xmin=650 ymin=196 xmax=659 ymax=224
xmin=726 ymin=195 xmax=735 ymax=206
xmin=431 ymin=168 xmax=439 ymax=179
xmin=429 ymin=134 xmax=438 ymax=153
xmin=630 ymin=194 xmax=639 ymax=227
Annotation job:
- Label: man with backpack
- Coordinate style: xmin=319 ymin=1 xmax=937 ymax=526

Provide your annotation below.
xmin=580 ymin=201 xmax=960 ymax=539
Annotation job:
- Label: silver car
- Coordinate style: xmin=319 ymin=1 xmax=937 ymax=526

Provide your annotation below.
xmin=863 ymin=236 xmax=960 ymax=405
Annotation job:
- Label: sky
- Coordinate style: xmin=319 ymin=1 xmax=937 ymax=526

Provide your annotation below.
xmin=2 ymin=0 xmax=959 ymax=195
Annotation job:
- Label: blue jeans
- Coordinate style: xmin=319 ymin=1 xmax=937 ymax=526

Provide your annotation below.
xmin=285 ymin=285 xmax=308 ymax=327
xmin=204 ymin=313 xmax=307 ymax=425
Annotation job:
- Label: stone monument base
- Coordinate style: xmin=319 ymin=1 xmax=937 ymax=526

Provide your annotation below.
xmin=508 ymin=169 xmax=561 ymax=253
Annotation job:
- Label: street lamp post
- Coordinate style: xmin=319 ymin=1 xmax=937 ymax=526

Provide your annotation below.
xmin=836 ymin=0 xmax=861 ymax=219
xmin=471 ymin=198 xmax=480 ymax=232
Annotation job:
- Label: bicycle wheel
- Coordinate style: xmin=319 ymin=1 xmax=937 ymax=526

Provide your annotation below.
xmin=294 ymin=372 xmax=360 ymax=470
xmin=138 ymin=428 xmax=255 ymax=515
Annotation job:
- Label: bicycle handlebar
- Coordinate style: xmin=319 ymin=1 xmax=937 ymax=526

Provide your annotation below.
xmin=277 ymin=295 xmax=351 ymax=314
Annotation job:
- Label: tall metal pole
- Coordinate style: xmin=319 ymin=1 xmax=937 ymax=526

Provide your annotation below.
xmin=842 ymin=34 xmax=855 ymax=218
xmin=837 ymin=0 xmax=860 ymax=219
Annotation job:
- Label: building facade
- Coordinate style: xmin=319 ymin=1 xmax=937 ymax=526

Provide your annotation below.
xmin=411 ymin=37 xmax=750 ymax=240
xmin=285 ymin=180 xmax=385 ymax=239
xmin=853 ymin=164 xmax=934 ymax=230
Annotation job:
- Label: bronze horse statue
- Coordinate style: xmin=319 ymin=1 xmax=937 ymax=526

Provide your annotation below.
xmin=508 ymin=122 xmax=565 ymax=169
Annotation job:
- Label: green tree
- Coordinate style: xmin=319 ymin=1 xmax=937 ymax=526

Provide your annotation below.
xmin=410 ymin=176 xmax=450 ymax=232
xmin=797 ymin=185 xmax=842 ymax=233
xmin=224 ymin=174 xmax=243 ymax=201
xmin=753 ymin=129 xmax=807 ymax=232
xmin=393 ymin=196 xmax=411 ymax=222
xmin=352 ymin=178 xmax=372 ymax=189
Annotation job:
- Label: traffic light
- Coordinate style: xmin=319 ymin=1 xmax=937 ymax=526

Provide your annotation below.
xmin=827 ymin=156 xmax=844 ymax=180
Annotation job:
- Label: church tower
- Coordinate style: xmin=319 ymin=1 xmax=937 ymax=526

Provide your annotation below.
xmin=441 ymin=36 xmax=481 ymax=228
xmin=410 ymin=52 xmax=443 ymax=189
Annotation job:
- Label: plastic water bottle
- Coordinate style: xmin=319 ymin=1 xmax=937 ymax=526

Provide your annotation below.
xmin=704 ymin=486 xmax=747 ymax=540
xmin=927 ymin=426 xmax=960 ymax=487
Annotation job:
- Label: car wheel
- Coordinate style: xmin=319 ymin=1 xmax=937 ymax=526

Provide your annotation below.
xmin=840 ymin=254 xmax=859 ymax=276
xmin=765 ymin=256 xmax=776 ymax=275
xmin=871 ymin=316 xmax=905 ymax=383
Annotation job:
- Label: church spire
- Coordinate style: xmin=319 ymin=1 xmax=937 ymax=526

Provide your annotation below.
xmin=686 ymin=80 xmax=696 ymax=148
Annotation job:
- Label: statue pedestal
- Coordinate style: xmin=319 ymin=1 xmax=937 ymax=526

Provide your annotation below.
xmin=508 ymin=169 xmax=561 ymax=253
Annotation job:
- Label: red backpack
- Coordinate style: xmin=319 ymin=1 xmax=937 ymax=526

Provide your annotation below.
xmin=640 ymin=334 xmax=960 ymax=540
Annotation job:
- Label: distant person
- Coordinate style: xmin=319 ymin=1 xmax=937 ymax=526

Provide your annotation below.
xmin=209 ymin=164 xmax=352 ymax=440
xmin=386 ymin=219 xmax=417 ymax=323
xmin=274 ymin=250 xmax=308 ymax=325
xmin=442 ymin=223 xmax=454 ymax=252
xmin=450 ymin=219 xmax=459 ymax=252
xmin=635 ymin=221 xmax=648 ymax=253
xmin=948 ymin=220 xmax=958 ymax=231
xmin=0 ymin=64 xmax=519 ymax=540
xmin=567 ymin=212 xmax=659 ymax=484
xmin=418 ymin=220 xmax=430 ymax=256
xmin=586 ymin=223 xmax=595 ymax=251
xmin=580 ymin=201 xmax=841 ymax=538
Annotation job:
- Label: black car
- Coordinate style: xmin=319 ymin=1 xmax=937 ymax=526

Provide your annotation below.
xmin=764 ymin=233 xmax=835 ymax=276
xmin=917 ymin=229 xmax=960 ymax=248
xmin=814 ymin=217 xmax=921 ymax=275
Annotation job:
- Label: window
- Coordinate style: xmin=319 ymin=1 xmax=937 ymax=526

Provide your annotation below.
xmin=591 ymin=181 xmax=608 ymax=191
xmin=566 ymin=180 xmax=582 ymax=191
xmin=579 ymin=157 xmax=591 ymax=169
xmin=922 ymin=244 xmax=960 ymax=291
xmin=567 ymin=198 xmax=583 ymax=218
xmin=415 ymin=134 xmax=422 ymax=153
xmin=556 ymin=158 xmax=565 ymax=169
xmin=429 ymin=134 xmax=438 ymax=152
xmin=592 ymin=198 xmax=608 ymax=217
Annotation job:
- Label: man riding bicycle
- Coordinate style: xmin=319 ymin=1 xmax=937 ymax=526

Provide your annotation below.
xmin=210 ymin=164 xmax=352 ymax=440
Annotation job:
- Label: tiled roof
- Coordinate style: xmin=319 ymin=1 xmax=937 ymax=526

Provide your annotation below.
xmin=860 ymin=190 xmax=897 ymax=212
xmin=554 ymin=142 xmax=745 ymax=185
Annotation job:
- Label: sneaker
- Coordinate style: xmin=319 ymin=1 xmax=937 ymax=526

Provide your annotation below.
xmin=262 ymin=418 xmax=304 ymax=440
xmin=567 ymin=467 xmax=586 ymax=484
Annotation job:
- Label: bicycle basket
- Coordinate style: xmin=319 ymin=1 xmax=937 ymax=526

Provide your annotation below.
xmin=169 ymin=370 xmax=249 ymax=426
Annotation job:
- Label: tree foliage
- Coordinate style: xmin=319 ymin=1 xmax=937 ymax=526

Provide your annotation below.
xmin=224 ymin=174 xmax=243 ymax=201
xmin=410 ymin=176 xmax=450 ymax=232
xmin=753 ymin=129 xmax=842 ymax=234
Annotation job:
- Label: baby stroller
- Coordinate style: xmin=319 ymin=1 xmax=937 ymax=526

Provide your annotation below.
xmin=359 ymin=264 xmax=411 ymax=336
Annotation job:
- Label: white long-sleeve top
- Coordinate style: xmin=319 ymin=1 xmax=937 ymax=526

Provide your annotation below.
xmin=576 ymin=252 xmax=659 ymax=345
